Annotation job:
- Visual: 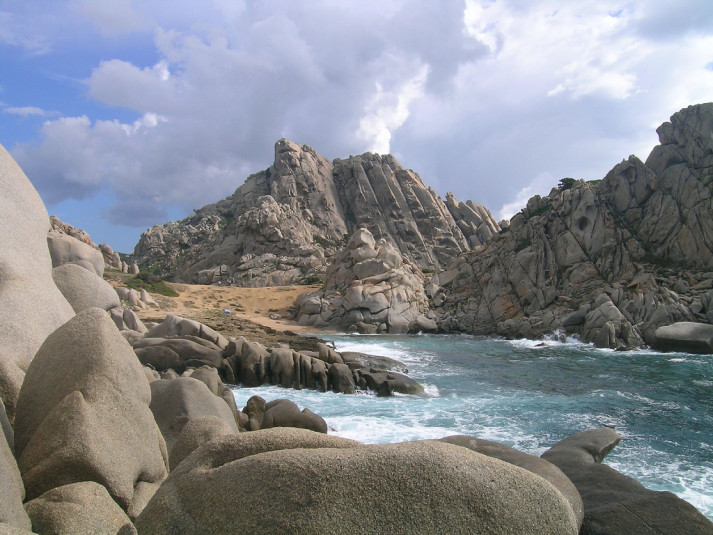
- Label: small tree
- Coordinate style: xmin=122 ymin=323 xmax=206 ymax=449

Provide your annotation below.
xmin=558 ymin=177 xmax=576 ymax=190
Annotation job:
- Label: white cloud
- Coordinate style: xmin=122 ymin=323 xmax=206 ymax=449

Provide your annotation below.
xmin=5 ymin=0 xmax=713 ymax=238
xmin=3 ymin=106 xmax=51 ymax=117
xmin=497 ymin=172 xmax=557 ymax=222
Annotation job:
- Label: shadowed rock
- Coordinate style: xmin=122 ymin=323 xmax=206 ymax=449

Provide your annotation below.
xmin=653 ymin=322 xmax=713 ymax=354
xmin=260 ymin=399 xmax=327 ymax=433
xmin=542 ymin=428 xmax=713 ymax=534
xmin=168 ymin=416 xmax=236 ymax=471
xmin=24 ymin=481 xmax=135 ymax=535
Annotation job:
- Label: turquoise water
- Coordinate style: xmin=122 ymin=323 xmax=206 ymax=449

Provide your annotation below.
xmin=230 ymin=334 xmax=713 ymax=520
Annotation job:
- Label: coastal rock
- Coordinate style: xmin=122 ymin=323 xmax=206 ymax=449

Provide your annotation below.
xmin=260 ymin=399 xmax=328 ymax=433
xmin=149 ymin=377 xmax=239 ymax=453
xmin=52 ymin=263 xmax=121 ymax=313
xmin=168 ymin=416 xmax=236 ymax=471
xmin=438 ymin=435 xmax=583 ymax=528
xmin=13 ymin=308 xmax=169 ymax=517
xmin=294 ymin=228 xmax=432 ymax=333
xmin=542 ymin=428 xmax=713 ymax=534
xmin=435 ymin=103 xmax=713 ymax=348
xmin=137 ymin=437 xmax=577 ymax=535
xmin=146 ymin=314 xmax=228 ymax=350
xmin=0 ymin=399 xmax=30 ymax=531
xmin=24 ymin=481 xmax=135 ymax=535
xmin=133 ymin=139 xmax=499 ymax=286
xmin=47 ymin=230 xmax=105 ymax=277
xmin=0 ymin=143 xmax=75 ymax=423
xmin=652 ymin=322 xmax=713 ymax=354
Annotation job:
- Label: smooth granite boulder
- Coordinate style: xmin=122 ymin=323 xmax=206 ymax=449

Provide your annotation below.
xmin=356 ymin=368 xmax=424 ymax=396
xmin=168 ymin=416 xmax=236 ymax=471
xmin=132 ymin=338 xmax=223 ymax=369
xmin=134 ymin=346 xmax=184 ymax=373
xmin=438 ymin=435 xmax=583 ymax=529
xmin=24 ymin=481 xmax=135 ymax=535
xmin=146 ymin=315 xmax=229 ymax=350
xmin=0 ymin=143 xmax=75 ymax=422
xmin=149 ymin=377 xmax=239 ymax=453
xmin=260 ymin=399 xmax=328 ymax=433
xmin=242 ymin=395 xmax=266 ymax=431
xmin=652 ymin=322 xmax=713 ymax=354
xmin=542 ymin=428 xmax=713 ymax=534
xmin=137 ymin=436 xmax=577 ymax=535
xmin=13 ymin=308 xmax=169 ymax=518
xmin=47 ymin=230 xmax=104 ymax=277
xmin=52 ymin=263 xmax=120 ymax=313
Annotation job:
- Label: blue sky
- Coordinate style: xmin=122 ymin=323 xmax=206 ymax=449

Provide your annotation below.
xmin=1 ymin=0 xmax=712 ymax=253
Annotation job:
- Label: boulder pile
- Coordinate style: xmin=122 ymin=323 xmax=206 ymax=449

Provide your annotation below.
xmin=294 ymin=228 xmax=437 ymax=334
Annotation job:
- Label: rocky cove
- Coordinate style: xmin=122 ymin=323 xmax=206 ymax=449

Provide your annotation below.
xmin=0 ymin=104 xmax=711 ymax=534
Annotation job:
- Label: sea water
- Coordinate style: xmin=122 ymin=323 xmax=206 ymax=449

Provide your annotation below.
xmin=230 ymin=334 xmax=713 ymax=520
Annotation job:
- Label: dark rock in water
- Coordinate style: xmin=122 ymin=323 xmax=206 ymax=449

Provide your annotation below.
xmin=652 ymin=322 xmax=713 ymax=354
xmin=542 ymin=428 xmax=713 ymax=534
xmin=242 ymin=395 xmax=266 ymax=431
xmin=13 ymin=308 xmax=168 ymax=519
xmin=328 ymin=362 xmax=355 ymax=394
xmin=260 ymin=399 xmax=327 ymax=433
xmin=24 ymin=481 xmax=135 ymax=535
xmin=356 ymin=368 xmax=424 ymax=396
xmin=137 ymin=432 xmax=577 ymax=535
xmin=340 ymin=351 xmax=409 ymax=373
xmin=438 ymin=435 xmax=584 ymax=529
xmin=149 ymin=377 xmax=239 ymax=454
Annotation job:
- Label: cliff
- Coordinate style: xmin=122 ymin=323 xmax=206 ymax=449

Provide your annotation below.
xmin=133 ymin=139 xmax=499 ymax=286
xmin=433 ymin=103 xmax=713 ymax=349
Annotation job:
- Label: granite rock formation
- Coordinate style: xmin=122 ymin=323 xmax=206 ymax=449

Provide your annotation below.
xmin=434 ymin=103 xmax=713 ymax=349
xmin=134 ymin=138 xmax=498 ymax=286
xmin=293 ymin=228 xmax=436 ymax=334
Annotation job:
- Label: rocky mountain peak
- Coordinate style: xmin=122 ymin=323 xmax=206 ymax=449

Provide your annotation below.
xmin=134 ymin=139 xmax=499 ymax=286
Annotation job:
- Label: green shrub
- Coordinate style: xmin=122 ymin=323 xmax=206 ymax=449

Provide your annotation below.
xmin=515 ymin=238 xmax=532 ymax=253
xmin=126 ymin=273 xmax=179 ymax=297
xmin=421 ymin=268 xmax=436 ymax=274
xmin=299 ymin=276 xmax=324 ymax=286
xmin=528 ymin=203 xmax=551 ymax=218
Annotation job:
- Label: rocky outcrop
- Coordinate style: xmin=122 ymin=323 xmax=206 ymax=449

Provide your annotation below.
xmin=137 ymin=433 xmax=578 ymax=535
xmin=652 ymin=322 xmax=713 ymax=354
xmin=293 ymin=228 xmax=436 ymax=334
xmin=542 ymin=428 xmax=713 ymax=534
xmin=434 ymin=103 xmax=713 ymax=349
xmin=134 ymin=138 xmax=498 ymax=286
xmin=0 ymin=143 xmax=75 ymax=423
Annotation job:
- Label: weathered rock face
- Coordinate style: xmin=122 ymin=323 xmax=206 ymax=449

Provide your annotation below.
xmin=435 ymin=103 xmax=713 ymax=349
xmin=134 ymin=139 xmax=498 ymax=286
xmin=293 ymin=228 xmax=436 ymax=334
xmin=0 ymin=143 xmax=75 ymax=423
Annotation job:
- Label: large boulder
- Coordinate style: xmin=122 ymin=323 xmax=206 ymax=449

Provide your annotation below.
xmin=137 ymin=436 xmax=577 ymax=534
xmin=438 ymin=435 xmax=583 ymax=529
xmin=47 ymin=230 xmax=105 ymax=277
xmin=652 ymin=322 xmax=713 ymax=354
xmin=542 ymin=428 xmax=713 ymax=534
xmin=24 ymin=481 xmax=135 ymax=535
xmin=149 ymin=377 xmax=239 ymax=454
xmin=52 ymin=263 xmax=121 ymax=313
xmin=13 ymin=308 xmax=169 ymax=519
xmin=260 ymin=399 xmax=328 ymax=433
xmin=146 ymin=315 xmax=229 ymax=350
xmin=168 ymin=416 xmax=236 ymax=471
xmin=0 ymin=143 xmax=75 ymax=422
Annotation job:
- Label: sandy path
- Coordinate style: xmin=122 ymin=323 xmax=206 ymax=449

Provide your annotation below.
xmin=136 ymin=283 xmax=334 ymax=335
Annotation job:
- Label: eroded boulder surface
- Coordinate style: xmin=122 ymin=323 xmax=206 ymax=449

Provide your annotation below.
xmin=542 ymin=428 xmax=713 ymax=534
xmin=293 ymin=228 xmax=436 ymax=334
xmin=137 ymin=435 xmax=578 ymax=535
xmin=13 ymin=308 xmax=169 ymax=519
xmin=0 ymin=143 xmax=75 ymax=423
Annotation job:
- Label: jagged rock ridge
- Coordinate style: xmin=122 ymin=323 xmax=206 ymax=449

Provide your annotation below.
xmin=432 ymin=103 xmax=713 ymax=349
xmin=134 ymin=139 xmax=499 ymax=286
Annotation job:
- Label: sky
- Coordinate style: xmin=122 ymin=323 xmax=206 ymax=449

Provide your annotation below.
xmin=1 ymin=1 xmax=712 ymax=253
